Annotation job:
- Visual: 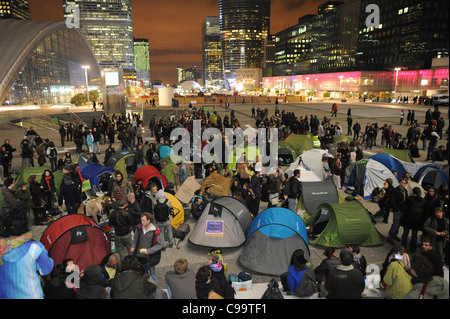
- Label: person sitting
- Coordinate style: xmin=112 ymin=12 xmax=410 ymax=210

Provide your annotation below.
xmin=281 ymin=249 xmax=318 ymax=298
xmin=109 ymin=255 xmax=156 ymax=299
xmin=164 ymin=258 xmax=197 ymax=299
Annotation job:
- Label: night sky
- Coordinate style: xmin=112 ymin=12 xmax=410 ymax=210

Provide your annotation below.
xmin=29 ymin=0 xmax=335 ymax=84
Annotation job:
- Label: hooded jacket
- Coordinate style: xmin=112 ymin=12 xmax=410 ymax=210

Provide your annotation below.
xmin=58 ymin=179 xmax=81 ymax=208
xmin=76 ymin=264 xmax=107 ymax=299
xmin=404 ymin=276 xmax=449 ymax=299
xmin=109 ymin=270 xmax=156 ymax=299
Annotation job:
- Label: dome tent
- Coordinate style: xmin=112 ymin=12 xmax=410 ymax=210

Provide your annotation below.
xmin=304 ymin=200 xmax=385 ymax=248
xmin=40 ymin=214 xmax=111 ymax=271
xmin=413 ymin=163 xmax=448 ymax=189
xmin=132 ymin=165 xmax=168 ymax=190
xmin=189 ymin=196 xmax=252 ymax=248
xmin=238 ymin=207 xmax=310 ymax=276
xmin=80 ymin=163 xmax=115 ymax=195
xmin=277 ymin=140 xmax=298 ymax=165
xmin=74 ymin=153 xmax=92 ymax=171
xmin=105 ymin=150 xmax=149 ymax=180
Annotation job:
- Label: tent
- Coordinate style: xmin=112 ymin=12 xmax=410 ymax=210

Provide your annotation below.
xmin=304 ymin=200 xmax=385 ymax=248
xmin=105 ymin=150 xmax=149 ymax=180
xmin=132 ymin=165 xmax=168 ymax=190
xmin=189 ymin=196 xmax=252 ymax=248
xmin=0 ymin=166 xmax=63 ymax=211
xmin=166 ymin=192 xmax=184 ymax=230
xmin=160 ymin=155 xmax=185 ymax=185
xmin=40 ymin=214 xmax=112 ymax=271
xmin=80 ymin=163 xmax=115 ymax=194
xmin=277 ymin=140 xmax=298 ymax=165
xmin=158 ymin=145 xmax=174 ymax=160
xmin=297 ymin=180 xmax=342 ymax=220
xmin=295 ymin=148 xmax=333 ymax=180
xmin=75 ymin=153 xmax=92 ymax=171
xmin=285 ymin=134 xmax=314 ymax=156
xmin=200 ymin=172 xmax=233 ymax=197
xmin=238 ymin=207 xmax=310 ymax=276
xmin=344 ymin=159 xmax=399 ymax=199
xmin=413 ymin=163 xmax=449 ymax=189
xmin=226 ymin=145 xmax=261 ymax=172
xmin=369 ymin=153 xmax=408 ymax=181
xmin=284 ymin=160 xmax=322 ymax=182
xmin=381 ymin=148 xmax=415 ymax=163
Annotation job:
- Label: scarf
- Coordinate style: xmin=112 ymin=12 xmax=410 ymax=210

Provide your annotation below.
xmin=45 ymin=176 xmax=52 ymax=190
xmin=209 ymin=262 xmax=223 ymax=273
xmin=0 ymin=232 xmax=32 ymax=265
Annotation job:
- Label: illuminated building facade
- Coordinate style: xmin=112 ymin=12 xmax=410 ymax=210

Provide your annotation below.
xmin=0 ymin=0 xmax=30 ymax=20
xmin=0 ymin=19 xmax=101 ymax=106
xmin=202 ymin=16 xmax=225 ymax=89
xmin=219 ymin=0 xmax=270 ymax=87
xmin=134 ymin=38 xmax=151 ymax=87
xmin=62 ymin=0 xmax=134 ymax=71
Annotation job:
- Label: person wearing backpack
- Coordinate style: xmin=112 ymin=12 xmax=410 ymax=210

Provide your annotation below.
xmin=284 ymin=169 xmax=302 ymax=213
xmin=401 ymin=187 xmax=425 ymax=253
xmin=153 ymin=189 xmax=174 ymax=250
xmin=46 ymin=141 xmax=58 ymax=172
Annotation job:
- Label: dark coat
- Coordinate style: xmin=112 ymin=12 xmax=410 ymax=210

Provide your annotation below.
xmin=109 ymin=270 xmax=156 ymax=299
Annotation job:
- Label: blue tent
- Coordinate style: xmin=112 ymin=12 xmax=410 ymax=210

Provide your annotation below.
xmin=369 ymin=153 xmax=406 ymax=181
xmin=75 ymin=153 xmax=92 ymax=171
xmin=158 ymin=145 xmax=174 ymax=160
xmin=80 ymin=163 xmax=115 ymax=192
xmin=413 ymin=163 xmax=449 ymax=189
xmin=238 ymin=207 xmax=310 ymax=276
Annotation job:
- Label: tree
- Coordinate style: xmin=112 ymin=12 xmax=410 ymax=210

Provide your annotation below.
xmin=88 ymin=90 xmax=99 ymax=102
xmin=71 ymin=93 xmax=87 ymax=106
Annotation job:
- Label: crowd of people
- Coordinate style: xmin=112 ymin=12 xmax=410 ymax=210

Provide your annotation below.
xmin=0 ymin=101 xmax=448 ymax=300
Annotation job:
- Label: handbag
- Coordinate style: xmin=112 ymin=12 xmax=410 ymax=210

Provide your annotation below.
xmin=269 ymin=193 xmax=279 ymax=206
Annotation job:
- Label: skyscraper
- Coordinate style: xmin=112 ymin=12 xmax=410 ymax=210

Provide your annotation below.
xmin=62 ymin=0 xmax=134 ymax=71
xmin=219 ymin=0 xmax=270 ymax=87
xmin=0 ymin=0 xmax=30 ymax=20
xmin=134 ymin=38 xmax=151 ymax=87
xmin=202 ymin=16 xmax=224 ymax=89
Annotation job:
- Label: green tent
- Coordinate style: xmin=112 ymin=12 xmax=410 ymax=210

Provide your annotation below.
xmin=381 ymin=148 xmax=415 ymax=163
xmin=304 ymin=200 xmax=385 ymax=247
xmin=160 ymin=155 xmax=185 ymax=184
xmin=106 ymin=151 xmax=149 ymax=180
xmin=285 ymin=134 xmax=314 ymax=156
xmin=226 ymin=144 xmax=260 ymax=171
xmin=278 ymin=140 xmax=298 ymax=165
xmin=333 ymin=135 xmax=354 ymax=145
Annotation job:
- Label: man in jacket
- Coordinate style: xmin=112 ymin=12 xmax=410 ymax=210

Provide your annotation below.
xmin=286 ymin=169 xmax=302 ymax=213
xmin=131 ymin=212 xmax=164 ymax=281
xmin=387 ymin=178 xmax=408 ymax=245
xmin=127 ymin=192 xmax=142 ymax=233
xmin=325 ymin=248 xmax=365 ymax=299
xmin=352 ymin=120 xmax=361 ymax=141
xmin=403 ymin=253 xmax=449 ymax=299
xmin=58 ymin=173 xmax=82 ymax=215
xmin=109 ymin=199 xmax=134 ymax=262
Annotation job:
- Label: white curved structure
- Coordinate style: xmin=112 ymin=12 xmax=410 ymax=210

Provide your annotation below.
xmin=158 ymin=87 xmax=175 ymax=106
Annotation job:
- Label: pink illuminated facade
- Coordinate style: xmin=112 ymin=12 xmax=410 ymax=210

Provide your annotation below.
xmin=262 ymin=69 xmax=449 ymax=98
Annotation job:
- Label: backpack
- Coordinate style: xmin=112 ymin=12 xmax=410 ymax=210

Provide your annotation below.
xmin=154 ymin=199 xmax=170 ymax=223
xmin=261 ymin=278 xmax=284 ymax=299
xmin=172 ymin=223 xmax=191 ymax=249
xmin=50 ymin=148 xmax=57 ymax=159
xmin=282 ymin=178 xmax=292 ymax=197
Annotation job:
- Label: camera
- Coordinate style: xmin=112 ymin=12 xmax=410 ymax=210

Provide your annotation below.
xmin=394 ymin=253 xmax=403 ymax=261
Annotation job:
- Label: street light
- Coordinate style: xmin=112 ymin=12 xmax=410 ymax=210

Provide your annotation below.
xmin=82 ymin=65 xmax=90 ymax=105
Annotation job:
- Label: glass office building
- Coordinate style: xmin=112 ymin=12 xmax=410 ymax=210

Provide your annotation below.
xmin=202 ymin=16 xmax=225 ymax=89
xmin=0 ymin=0 xmax=30 ymax=20
xmin=0 ymin=19 xmax=101 ymax=106
xmin=62 ymin=0 xmax=134 ymax=71
xmin=134 ymin=38 xmax=151 ymax=87
xmin=219 ymin=0 xmax=270 ymax=87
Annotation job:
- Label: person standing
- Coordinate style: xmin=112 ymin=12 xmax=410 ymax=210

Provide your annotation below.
xmin=58 ymin=173 xmax=81 ymax=215
xmin=109 ymin=199 xmax=134 ymax=263
xmin=131 ymin=212 xmax=164 ymax=281
xmin=248 ymin=168 xmax=262 ymax=217
xmin=400 ymin=187 xmax=424 ymax=253
xmin=0 ymin=216 xmax=54 ymax=299
xmin=423 ymin=207 xmax=449 ymax=260
xmin=153 ymin=190 xmax=174 ymax=250
xmin=285 ymin=169 xmax=302 ymax=213
xmin=346 ymin=115 xmax=353 ymax=136
xmin=400 ymin=110 xmax=404 ymax=125
xmin=387 ymin=178 xmax=408 ymax=246
xmin=59 ymin=125 xmax=66 ymax=147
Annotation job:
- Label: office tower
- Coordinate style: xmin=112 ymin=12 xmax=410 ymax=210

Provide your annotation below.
xmin=357 ymin=0 xmax=449 ymax=70
xmin=219 ymin=0 xmax=270 ymax=87
xmin=202 ymin=16 xmax=224 ymax=89
xmin=134 ymin=38 xmax=151 ymax=87
xmin=62 ymin=0 xmax=134 ymax=70
xmin=0 ymin=0 xmax=30 ymax=19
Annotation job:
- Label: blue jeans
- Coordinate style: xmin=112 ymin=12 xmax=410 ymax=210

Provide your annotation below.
xmin=388 ymin=211 xmax=404 ymax=240
xmin=288 ymin=198 xmax=298 ymax=213
xmin=137 ymin=258 xmax=158 ymax=281
xmin=93 ymin=142 xmax=100 ymax=154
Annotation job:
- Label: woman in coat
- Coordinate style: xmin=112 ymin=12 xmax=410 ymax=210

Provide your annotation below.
xmin=400 ymin=187 xmax=425 ymax=253
xmin=40 ymin=169 xmax=56 ymax=211
xmin=28 ymin=175 xmax=45 ymax=225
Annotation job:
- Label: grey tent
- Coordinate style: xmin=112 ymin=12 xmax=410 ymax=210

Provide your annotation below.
xmin=188 ymin=196 xmax=252 ymax=248
xmin=297 ymin=180 xmax=342 ymax=220
xmin=238 ymin=207 xmax=310 ymax=276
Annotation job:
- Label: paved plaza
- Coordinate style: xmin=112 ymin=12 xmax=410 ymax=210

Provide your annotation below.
xmin=0 ymin=99 xmax=448 ymax=299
